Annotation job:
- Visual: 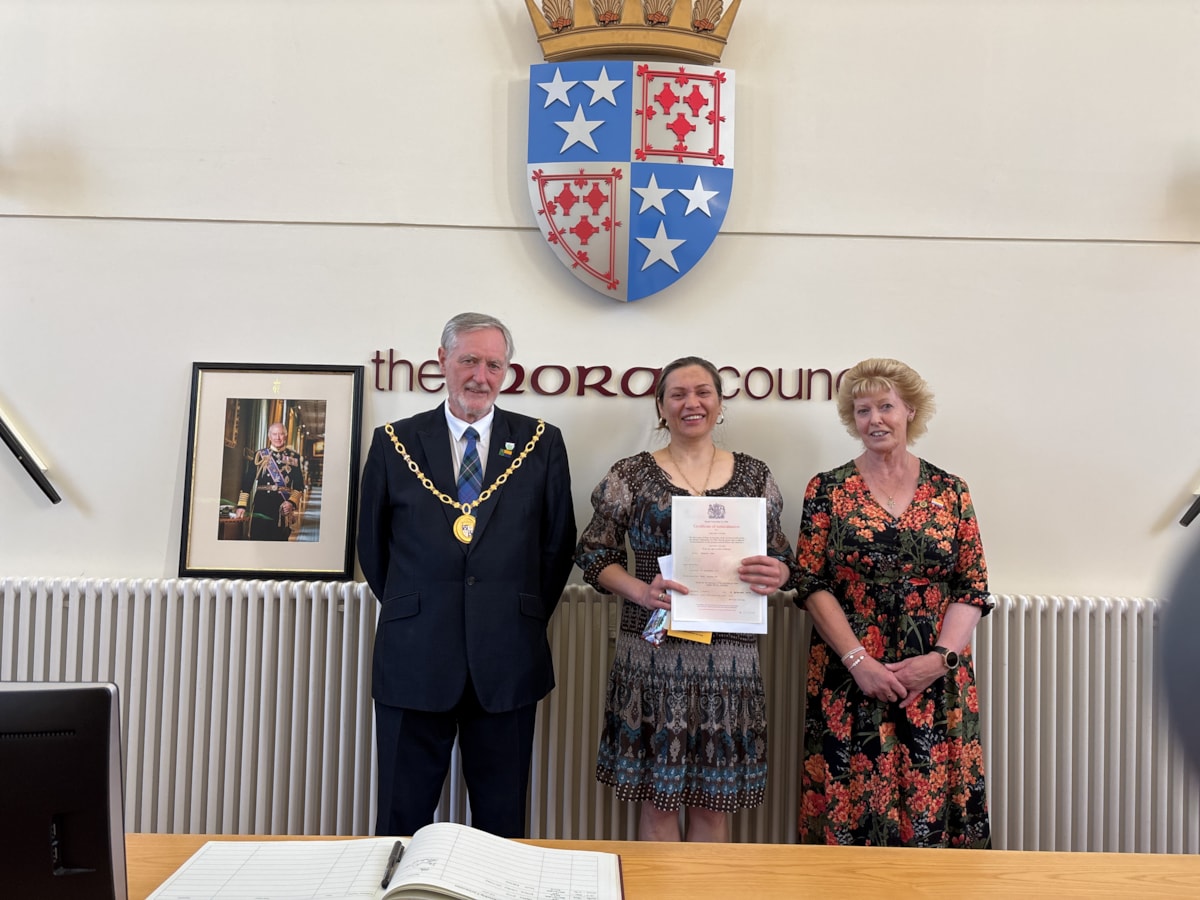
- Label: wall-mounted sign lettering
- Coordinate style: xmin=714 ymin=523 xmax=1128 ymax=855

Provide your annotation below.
xmin=368 ymin=349 xmax=847 ymax=402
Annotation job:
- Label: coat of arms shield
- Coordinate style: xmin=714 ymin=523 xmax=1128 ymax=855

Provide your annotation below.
xmin=526 ymin=59 xmax=735 ymax=302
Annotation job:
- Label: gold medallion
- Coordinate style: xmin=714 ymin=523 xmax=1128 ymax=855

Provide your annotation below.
xmin=452 ymin=513 xmax=476 ymax=544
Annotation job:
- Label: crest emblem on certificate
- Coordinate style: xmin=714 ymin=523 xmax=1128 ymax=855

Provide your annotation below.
xmin=524 ymin=1 xmax=740 ymax=302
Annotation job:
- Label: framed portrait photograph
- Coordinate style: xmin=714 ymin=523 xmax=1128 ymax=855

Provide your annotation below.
xmin=180 ymin=363 xmax=365 ymax=579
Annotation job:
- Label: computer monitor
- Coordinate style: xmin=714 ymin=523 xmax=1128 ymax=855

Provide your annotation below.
xmin=0 ymin=681 xmax=128 ymax=900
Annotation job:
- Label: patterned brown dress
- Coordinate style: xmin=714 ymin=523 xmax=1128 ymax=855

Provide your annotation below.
xmin=575 ymin=451 xmax=799 ymax=812
xmin=796 ymin=459 xmax=992 ymax=847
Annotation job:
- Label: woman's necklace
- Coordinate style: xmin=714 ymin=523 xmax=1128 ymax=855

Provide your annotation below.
xmin=876 ymin=478 xmax=899 ymax=511
xmin=863 ymin=455 xmax=912 ymax=513
xmin=870 ymin=478 xmax=899 ymax=512
xmin=667 ymin=444 xmax=717 ymax=496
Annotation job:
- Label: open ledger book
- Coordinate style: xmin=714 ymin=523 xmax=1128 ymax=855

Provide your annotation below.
xmin=148 ymin=821 xmax=623 ymax=900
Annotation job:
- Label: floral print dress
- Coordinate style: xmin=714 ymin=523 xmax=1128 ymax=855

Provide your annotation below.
xmin=575 ymin=451 xmax=799 ymax=813
xmin=795 ymin=459 xmax=992 ymax=847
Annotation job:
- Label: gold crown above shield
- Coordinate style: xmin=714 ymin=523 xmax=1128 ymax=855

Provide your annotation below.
xmin=524 ymin=0 xmax=741 ymax=65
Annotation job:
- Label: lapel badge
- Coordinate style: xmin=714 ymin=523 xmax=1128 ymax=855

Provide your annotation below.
xmin=501 ymin=442 xmax=516 ymax=457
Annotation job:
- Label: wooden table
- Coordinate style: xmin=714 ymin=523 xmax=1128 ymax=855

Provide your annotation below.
xmin=126 ymin=833 xmax=1200 ymax=899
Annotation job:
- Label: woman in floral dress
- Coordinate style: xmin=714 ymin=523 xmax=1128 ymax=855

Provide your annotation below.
xmin=795 ymin=358 xmax=992 ymax=847
xmin=576 ymin=356 xmax=799 ymax=841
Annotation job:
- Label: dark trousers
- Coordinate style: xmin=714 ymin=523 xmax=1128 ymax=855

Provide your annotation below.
xmin=248 ymin=491 xmax=291 ymax=541
xmin=374 ymin=679 xmax=537 ymax=839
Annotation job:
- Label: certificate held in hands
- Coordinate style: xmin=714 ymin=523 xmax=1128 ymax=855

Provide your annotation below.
xmin=670 ymin=496 xmax=768 ymax=634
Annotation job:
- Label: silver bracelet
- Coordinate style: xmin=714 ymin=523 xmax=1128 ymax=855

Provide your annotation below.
xmin=848 ymin=655 xmax=867 ymax=672
xmin=841 ymin=645 xmax=866 ymax=663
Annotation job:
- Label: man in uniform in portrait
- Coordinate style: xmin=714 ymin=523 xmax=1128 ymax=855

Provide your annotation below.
xmin=234 ymin=421 xmax=306 ymax=541
xmin=357 ymin=312 xmax=576 ymax=839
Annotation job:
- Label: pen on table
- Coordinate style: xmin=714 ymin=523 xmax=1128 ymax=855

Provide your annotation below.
xmin=381 ymin=839 xmax=405 ymax=889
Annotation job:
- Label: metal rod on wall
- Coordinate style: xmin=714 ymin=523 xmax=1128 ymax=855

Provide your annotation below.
xmin=0 ymin=406 xmax=61 ymax=504
xmin=1181 ymin=492 xmax=1200 ymax=527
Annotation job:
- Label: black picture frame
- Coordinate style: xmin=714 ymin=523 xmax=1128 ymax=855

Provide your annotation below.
xmin=179 ymin=363 xmax=364 ymax=579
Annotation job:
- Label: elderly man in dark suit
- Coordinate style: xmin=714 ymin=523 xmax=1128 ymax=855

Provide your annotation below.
xmin=357 ymin=312 xmax=576 ymax=838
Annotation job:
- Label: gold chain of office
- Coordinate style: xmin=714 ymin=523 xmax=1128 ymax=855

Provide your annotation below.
xmin=384 ymin=420 xmax=545 ymax=544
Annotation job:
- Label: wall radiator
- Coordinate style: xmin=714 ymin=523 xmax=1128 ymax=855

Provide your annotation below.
xmin=1 ymin=578 xmax=1197 ymax=851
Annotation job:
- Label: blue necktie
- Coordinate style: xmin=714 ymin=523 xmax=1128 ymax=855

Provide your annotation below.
xmin=457 ymin=427 xmax=482 ymax=504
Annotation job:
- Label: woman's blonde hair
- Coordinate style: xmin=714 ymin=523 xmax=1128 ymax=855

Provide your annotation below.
xmin=836 ymin=358 xmax=935 ymax=444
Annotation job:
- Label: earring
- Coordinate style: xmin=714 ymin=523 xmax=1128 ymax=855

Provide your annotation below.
xmin=716 ymin=412 xmax=725 ymax=425
xmin=657 ymin=416 xmax=666 ymax=428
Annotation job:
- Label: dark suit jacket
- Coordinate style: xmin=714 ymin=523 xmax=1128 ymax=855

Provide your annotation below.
xmin=357 ymin=404 xmax=576 ymax=714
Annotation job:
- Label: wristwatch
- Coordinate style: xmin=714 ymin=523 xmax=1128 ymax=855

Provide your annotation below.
xmin=932 ymin=645 xmax=959 ymax=670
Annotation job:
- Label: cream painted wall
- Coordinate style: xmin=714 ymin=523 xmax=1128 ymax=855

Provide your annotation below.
xmin=1 ymin=0 xmax=1198 ymax=598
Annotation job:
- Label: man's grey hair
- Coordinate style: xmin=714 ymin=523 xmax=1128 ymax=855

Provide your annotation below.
xmin=440 ymin=312 xmax=515 ymax=363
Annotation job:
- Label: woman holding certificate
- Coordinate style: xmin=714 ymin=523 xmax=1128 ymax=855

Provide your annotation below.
xmin=794 ymin=358 xmax=992 ymax=848
xmin=575 ymin=356 xmax=799 ymax=842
